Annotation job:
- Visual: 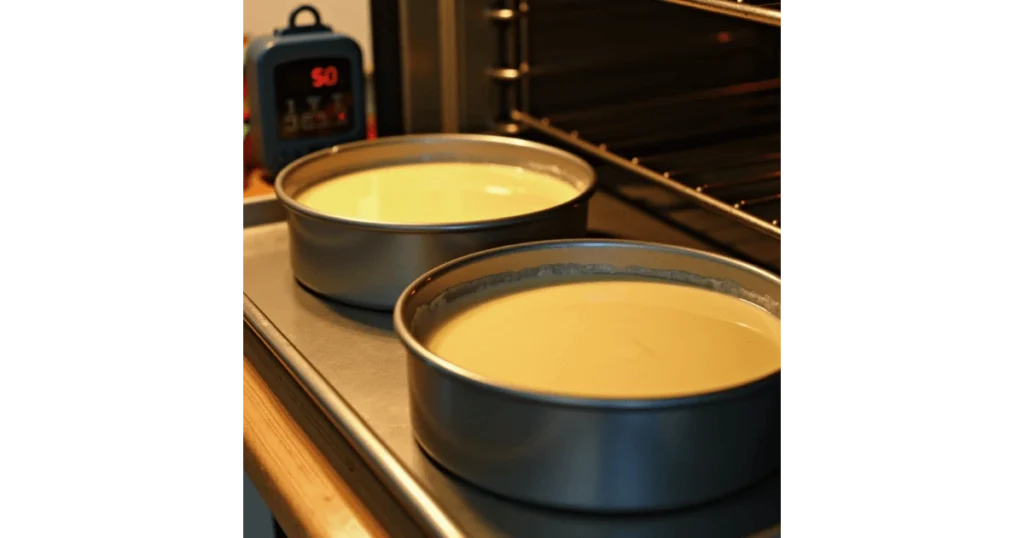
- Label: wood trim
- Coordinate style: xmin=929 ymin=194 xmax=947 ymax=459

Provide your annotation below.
xmin=243 ymin=354 xmax=387 ymax=538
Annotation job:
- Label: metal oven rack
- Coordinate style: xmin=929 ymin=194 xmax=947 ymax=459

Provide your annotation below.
xmin=486 ymin=0 xmax=782 ymax=264
xmin=661 ymin=0 xmax=781 ymax=27
xmin=514 ymin=108 xmax=780 ymax=239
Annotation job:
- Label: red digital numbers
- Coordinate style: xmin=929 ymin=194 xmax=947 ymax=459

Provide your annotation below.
xmin=311 ymin=66 xmax=339 ymax=88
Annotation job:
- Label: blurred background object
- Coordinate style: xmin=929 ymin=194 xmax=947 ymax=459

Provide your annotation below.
xmin=241 ymin=13 xmax=378 ymax=192
xmin=244 ymin=0 xmax=374 ymax=71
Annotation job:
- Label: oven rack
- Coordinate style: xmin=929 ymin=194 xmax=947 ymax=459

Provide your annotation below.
xmin=512 ymin=110 xmax=781 ymax=241
xmin=661 ymin=0 xmax=781 ymax=27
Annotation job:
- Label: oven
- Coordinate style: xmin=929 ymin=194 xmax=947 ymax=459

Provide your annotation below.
xmin=369 ymin=0 xmax=781 ymax=273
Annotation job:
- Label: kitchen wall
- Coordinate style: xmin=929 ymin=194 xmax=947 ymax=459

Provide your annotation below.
xmin=244 ymin=0 xmax=375 ymax=71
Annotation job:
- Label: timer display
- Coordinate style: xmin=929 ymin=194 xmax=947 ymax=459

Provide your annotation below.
xmin=273 ymin=57 xmax=355 ymax=141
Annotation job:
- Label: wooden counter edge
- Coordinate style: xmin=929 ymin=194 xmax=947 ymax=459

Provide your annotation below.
xmin=243 ymin=352 xmax=387 ymax=538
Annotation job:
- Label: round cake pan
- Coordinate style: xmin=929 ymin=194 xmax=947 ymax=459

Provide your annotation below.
xmin=274 ymin=134 xmax=596 ymax=310
xmin=394 ymin=239 xmax=781 ymax=513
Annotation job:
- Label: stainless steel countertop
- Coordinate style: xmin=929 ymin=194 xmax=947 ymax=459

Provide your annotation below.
xmin=243 ymin=193 xmax=780 ymax=538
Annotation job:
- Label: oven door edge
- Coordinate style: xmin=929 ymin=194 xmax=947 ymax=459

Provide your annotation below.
xmin=389 ymin=0 xmax=500 ymax=134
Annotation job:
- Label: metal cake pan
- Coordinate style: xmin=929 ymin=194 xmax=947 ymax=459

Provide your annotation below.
xmin=394 ymin=239 xmax=781 ymax=512
xmin=274 ymin=134 xmax=597 ymax=310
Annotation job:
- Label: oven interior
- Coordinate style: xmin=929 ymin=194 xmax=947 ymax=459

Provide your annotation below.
xmin=371 ymin=0 xmax=781 ymax=272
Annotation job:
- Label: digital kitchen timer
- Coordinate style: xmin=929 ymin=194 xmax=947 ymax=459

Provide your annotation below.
xmin=245 ymin=5 xmax=366 ymax=175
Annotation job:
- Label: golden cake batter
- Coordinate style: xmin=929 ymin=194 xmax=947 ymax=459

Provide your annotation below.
xmin=295 ymin=162 xmax=579 ymax=224
xmin=424 ymin=279 xmax=781 ymax=399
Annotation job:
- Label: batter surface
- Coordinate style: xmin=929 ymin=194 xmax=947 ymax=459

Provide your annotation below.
xmin=295 ymin=162 xmax=579 ymax=224
xmin=423 ymin=279 xmax=781 ymax=399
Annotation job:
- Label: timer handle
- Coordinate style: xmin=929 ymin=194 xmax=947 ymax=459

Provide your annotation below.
xmin=277 ymin=5 xmax=333 ymax=36
xmin=289 ymin=5 xmax=322 ymax=28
